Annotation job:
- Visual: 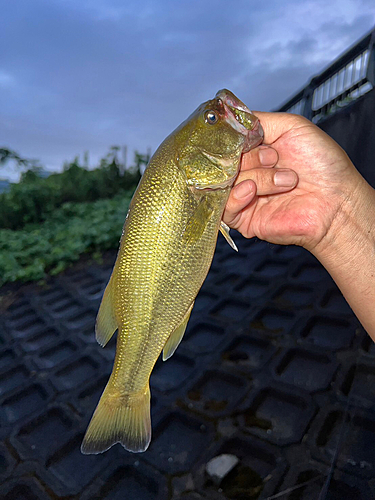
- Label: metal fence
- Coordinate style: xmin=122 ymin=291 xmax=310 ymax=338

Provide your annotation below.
xmin=277 ymin=27 xmax=375 ymax=123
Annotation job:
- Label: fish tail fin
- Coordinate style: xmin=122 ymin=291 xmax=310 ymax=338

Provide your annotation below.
xmin=81 ymin=382 xmax=151 ymax=454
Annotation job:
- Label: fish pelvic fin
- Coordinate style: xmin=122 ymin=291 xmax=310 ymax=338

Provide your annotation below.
xmin=220 ymin=221 xmax=238 ymax=252
xmin=182 ymin=198 xmax=215 ymax=246
xmin=163 ymin=301 xmax=194 ymax=361
xmin=81 ymin=383 xmax=151 ymax=454
xmin=95 ymin=277 xmax=118 ymax=347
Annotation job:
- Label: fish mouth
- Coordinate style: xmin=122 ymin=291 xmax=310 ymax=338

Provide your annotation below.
xmin=215 ymin=89 xmax=264 ymax=152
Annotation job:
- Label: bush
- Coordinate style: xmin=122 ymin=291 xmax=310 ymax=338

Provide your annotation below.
xmin=0 ymin=192 xmax=133 ymax=285
xmin=0 ymin=148 xmax=145 ymax=230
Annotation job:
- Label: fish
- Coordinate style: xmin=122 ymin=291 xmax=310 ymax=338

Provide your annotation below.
xmin=81 ymin=89 xmax=263 ymax=454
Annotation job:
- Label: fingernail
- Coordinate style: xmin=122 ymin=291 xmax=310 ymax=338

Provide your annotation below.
xmin=274 ymin=169 xmax=297 ymax=187
xmin=259 ymin=147 xmax=277 ymax=166
xmin=234 ymin=180 xmax=252 ymax=199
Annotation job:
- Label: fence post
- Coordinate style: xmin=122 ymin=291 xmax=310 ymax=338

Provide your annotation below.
xmin=366 ymin=29 xmax=375 ymax=87
xmin=302 ymin=79 xmax=316 ymax=120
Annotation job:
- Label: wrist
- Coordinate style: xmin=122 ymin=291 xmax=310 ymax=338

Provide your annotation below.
xmin=312 ymin=175 xmax=375 ymax=266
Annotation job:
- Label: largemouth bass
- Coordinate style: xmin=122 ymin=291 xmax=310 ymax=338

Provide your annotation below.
xmin=81 ymin=89 xmax=263 ymax=454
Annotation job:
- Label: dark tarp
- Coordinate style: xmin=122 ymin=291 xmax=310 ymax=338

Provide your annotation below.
xmin=318 ymin=88 xmax=375 ymax=187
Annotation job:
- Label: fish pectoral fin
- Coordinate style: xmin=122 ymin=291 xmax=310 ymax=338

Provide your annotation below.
xmin=163 ymin=301 xmax=194 ymax=361
xmin=95 ymin=277 xmax=118 ymax=347
xmin=220 ymin=221 xmax=238 ymax=252
xmin=182 ymin=198 xmax=214 ymax=246
xmin=81 ymin=383 xmax=151 ymax=454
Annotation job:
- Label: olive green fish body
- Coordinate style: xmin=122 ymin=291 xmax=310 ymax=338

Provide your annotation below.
xmin=112 ymin=146 xmax=229 ymax=390
xmin=81 ymin=90 xmax=263 ymax=454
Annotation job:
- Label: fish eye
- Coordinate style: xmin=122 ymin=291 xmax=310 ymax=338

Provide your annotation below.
xmin=205 ymin=110 xmax=218 ymax=125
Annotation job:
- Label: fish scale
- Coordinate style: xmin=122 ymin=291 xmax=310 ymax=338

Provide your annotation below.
xmin=81 ymin=89 xmax=263 ymax=454
xmin=113 ymin=189 xmax=223 ymax=391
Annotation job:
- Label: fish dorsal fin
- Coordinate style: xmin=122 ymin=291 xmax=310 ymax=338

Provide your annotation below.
xmin=163 ymin=302 xmax=194 ymax=361
xmin=220 ymin=221 xmax=238 ymax=252
xmin=95 ymin=277 xmax=118 ymax=347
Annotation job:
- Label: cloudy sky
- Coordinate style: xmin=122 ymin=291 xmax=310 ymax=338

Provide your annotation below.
xmin=1 ymin=0 xmax=374 ymax=180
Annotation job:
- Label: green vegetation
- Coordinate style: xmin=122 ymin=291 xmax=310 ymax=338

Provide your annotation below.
xmin=0 ymin=147 xmax=143 ymax=230
xmin=0 ymin=192 xmax=133 ymax=286
xmin=0 ymin=147 xmax=150 ymax=286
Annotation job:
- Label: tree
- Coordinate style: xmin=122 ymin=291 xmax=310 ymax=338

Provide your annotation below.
xmin=0 ymin=148 xmax=40 ymax=170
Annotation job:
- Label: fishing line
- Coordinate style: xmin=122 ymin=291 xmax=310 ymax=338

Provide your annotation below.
xmin=317 ymin=348 xmax=362 ymax=500
xmin=266 ymin=342 xmax=363 ymax=500
xmin=265 ymin=475 xmax=323 ymax=499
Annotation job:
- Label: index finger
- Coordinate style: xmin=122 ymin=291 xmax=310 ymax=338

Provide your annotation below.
xmin=252 ymin=111 xmax=311 ymax=145
xmin=241 ymin=145 xmax=278 ymax=171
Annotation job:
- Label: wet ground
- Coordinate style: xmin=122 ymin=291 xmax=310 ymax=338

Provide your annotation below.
xmin=1 ymin=235 xmax=375 ymax=499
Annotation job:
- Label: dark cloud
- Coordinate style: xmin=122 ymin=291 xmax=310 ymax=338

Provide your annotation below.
xmin=0 ymin=0 xmax=374 ymax=176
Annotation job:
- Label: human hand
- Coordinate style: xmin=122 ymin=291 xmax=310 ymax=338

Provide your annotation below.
xmin=224 ymin=112 xmax=365 ymax=252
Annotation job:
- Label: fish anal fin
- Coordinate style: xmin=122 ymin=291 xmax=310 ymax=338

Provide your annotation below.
xmin=220 ymin=221 xmax=238 ymax=252
xmin=95 ymin=277 xmax=118 ymax=347
xmin=81 ymin=383 xmax=151 ymax=454
xmin=163 ymin=302 xmax=194 ymax=361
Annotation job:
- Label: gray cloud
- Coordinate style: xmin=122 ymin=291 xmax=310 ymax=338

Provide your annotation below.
xmin=0 ymin=0 xmax=374 ymax=177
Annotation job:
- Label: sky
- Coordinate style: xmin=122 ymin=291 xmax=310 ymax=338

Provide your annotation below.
xmin=1 ymin=0 xmax=374 ymax=181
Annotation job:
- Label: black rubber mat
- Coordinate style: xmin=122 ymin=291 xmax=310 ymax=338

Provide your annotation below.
xmin=1 ymin=235 xmax=374 ymax=499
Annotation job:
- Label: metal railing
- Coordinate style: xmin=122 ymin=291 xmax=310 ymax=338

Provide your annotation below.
xmin=277 ymin=27 xmax=375 ymax=123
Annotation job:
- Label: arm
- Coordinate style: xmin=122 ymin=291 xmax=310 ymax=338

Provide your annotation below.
xmin=312 ymin=177 xmax=375 ymax=338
